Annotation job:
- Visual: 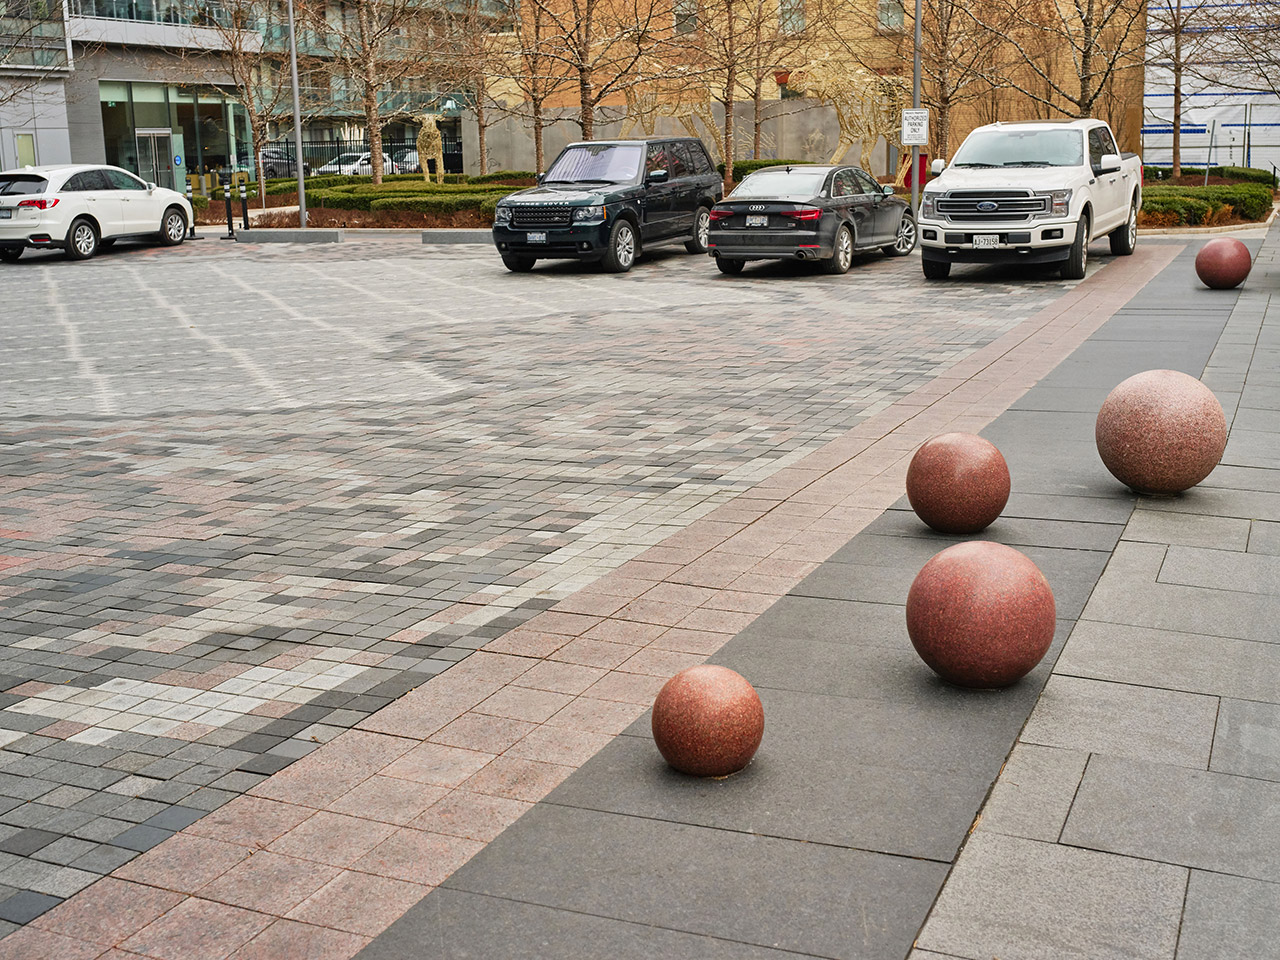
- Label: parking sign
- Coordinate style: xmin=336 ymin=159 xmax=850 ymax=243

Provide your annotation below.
xmin=902 ymin=109 xmax=929 ymax=146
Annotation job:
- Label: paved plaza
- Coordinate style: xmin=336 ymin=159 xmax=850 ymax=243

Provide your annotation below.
xmin=0 ymin=225 xmax=1277 ymax=958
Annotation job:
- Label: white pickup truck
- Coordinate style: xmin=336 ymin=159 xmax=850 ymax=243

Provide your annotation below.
xmin=918 ymin=118 xmax=1142 ymax=280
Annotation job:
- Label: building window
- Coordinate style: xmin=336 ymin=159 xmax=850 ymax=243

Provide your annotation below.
xmin=674 ymin=0 xmax=696 ymax=34
xmin=877 ymin=0 xmax=904 ymax=32
xmin=779 ymin=0 xmax=804 ymax=33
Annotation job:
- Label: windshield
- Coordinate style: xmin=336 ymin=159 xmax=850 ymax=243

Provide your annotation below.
xmin=730 ymin=170 xmax=828 ymax=199
xmin=544 ymin=144 xmax=643 ymax=183
xmin=330 ymin=154 xmax=361 ymax=164
xmin=0 ymin=175 xmax=48 ymax=195
xmin=952 ymin=129 xmax=1084 ymax=167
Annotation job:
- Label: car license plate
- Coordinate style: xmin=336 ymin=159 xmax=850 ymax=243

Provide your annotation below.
xmin=746 ymin=215 xmax=768 ymax=227
xmin=972 ymin=234 xmax=999 ymax=248
xmin=0 ymin=209 xmax=10 ymax=219
xmin=527 ymin=231 xmax=547 ymax=243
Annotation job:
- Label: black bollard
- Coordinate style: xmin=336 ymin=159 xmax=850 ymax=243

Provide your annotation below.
xmin=221 ymin=172 xmax=235 ymax=240
xmin=239 ymin=181 xmax=250 ymax=231
xmin=184 ymin=181 xmax=199 ymax=239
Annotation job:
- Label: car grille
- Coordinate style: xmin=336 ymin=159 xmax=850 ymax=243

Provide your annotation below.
xmin=936 ymin=191 xmax=1048 ymax=222
xmin=511 ymin=205 xmax=572 ymax=228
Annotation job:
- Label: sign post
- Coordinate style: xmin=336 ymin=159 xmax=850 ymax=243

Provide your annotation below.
xmin=902 ymin=107 xmax=929 ymax=217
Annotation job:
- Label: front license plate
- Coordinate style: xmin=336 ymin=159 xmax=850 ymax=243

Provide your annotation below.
xmin=526 ymin=231 xmax=547 ymax=243
xmin=0 ymin=209 xmax=10 ymax=219
xmin=972 ymin=234 xmax=999 ymax=248
xmin=745 ymin=215 xmax=769 ymax=227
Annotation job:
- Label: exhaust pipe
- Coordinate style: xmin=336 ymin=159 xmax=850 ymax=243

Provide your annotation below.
xmin=795 ymin=251 xmax=805 ymax=259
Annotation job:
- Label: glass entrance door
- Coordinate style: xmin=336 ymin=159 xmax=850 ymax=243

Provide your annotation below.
xmin=135 ymin=131 xmax=174 ymax=190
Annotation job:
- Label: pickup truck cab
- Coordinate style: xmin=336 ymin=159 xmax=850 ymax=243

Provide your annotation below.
xmin=492 ymin=137 xmax=723 ymax=273
xmin=918 ymin=118 xmax=1141 ymax=280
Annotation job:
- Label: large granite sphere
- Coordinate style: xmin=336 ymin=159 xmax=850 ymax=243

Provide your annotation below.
xmin=906 ymin=542 xmax=1056 ymax=688
xmin=906 ymin=433 xmax=1011 ymax=534
xmin=652 ymin=665 xmax=764 ymax=777
xmin=1095 ymin=369 xmax=1227 ymax=495
xmin=1195 ymin=238 xmax=1251 ymax=290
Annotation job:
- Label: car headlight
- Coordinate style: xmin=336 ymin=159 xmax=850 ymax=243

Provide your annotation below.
xmin=920 ymin=192 xmax=938 ymax=218
xmin=572 ymin=204 xmax=606 ymax=223
xmin=494 ymin=205 xmax=511 ymax=223
xmin=1035 ymin=189 xmax=1072 ymax=217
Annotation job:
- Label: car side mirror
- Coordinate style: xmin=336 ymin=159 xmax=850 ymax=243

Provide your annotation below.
xmin=930 ymin=158 xmax=946 ymax=175
xmin=537 ymin=173 xmax=545 ymax=184
xmin=882 ymin=184 xmax=895 ymax=196
xmin=647 ymin=169 xmax=669 ymax=185
xmin=146 ymin=182 xmax=157 ymax=192
xmin=1097 ymin=153 xmax=1122 ymax=174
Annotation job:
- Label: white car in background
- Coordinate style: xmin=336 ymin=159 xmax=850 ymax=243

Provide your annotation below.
xmin=0 ymin=164 xmax=193 ymax=262
xmin=314 ymin=152 xmax=399 ymax=176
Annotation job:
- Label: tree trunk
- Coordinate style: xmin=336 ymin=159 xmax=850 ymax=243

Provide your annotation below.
xmin=1172 ymin=0 xmax=1183 ymax=177
xmin=722 ymin=0 xmax=737 ymax=190
xmin=936 ymin=100 xmax=950 ymax=162
xmin=357 ymin=1 xmax=383 ymax=185
xmin=476 ymin=87 xmax=488 ymax=175
xmin=753 ymin=78 xmax=764 ymax=159
xmin=579 ymin=64 xmax=594 ymax=139
xmin=533 ymin=99 xmax=545 ymax=172
xmin=251 ymin=117 xmax=268 ymax=210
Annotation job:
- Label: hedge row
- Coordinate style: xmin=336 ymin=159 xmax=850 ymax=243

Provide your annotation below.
xmin=261 ymin=170 xmax=526 ymax=194
xmin=1141 ymin=182 xmax=1274 ymax=224
xmin=1143 ymin=165 xmax=1278 ymax=186
xmin=310 ymin=188 xmax=515 ymax=213
xmin=470 ymin=170 xmax=537 ymax=183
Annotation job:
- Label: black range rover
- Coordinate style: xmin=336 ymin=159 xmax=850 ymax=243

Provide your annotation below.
xmin=492 ymin=137 xmax=723 ymax=273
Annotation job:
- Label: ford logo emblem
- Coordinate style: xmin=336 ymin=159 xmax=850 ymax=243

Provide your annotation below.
xmin=977 ymin=201 xmax=999 ymax=212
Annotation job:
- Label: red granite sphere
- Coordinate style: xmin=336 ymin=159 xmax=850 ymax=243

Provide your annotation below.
xmin=906 ymin=542 xmax=1056 ymax=688
xmin=906 ymin=433 xmax=1011 ymax=534
xmin=651 ymin=665 xmax=764 ymax=777
xmin=1095 ymin=369 xmax=1227 ymax=495
xmin=1195 ymin=238 xmax=1251 ymax=290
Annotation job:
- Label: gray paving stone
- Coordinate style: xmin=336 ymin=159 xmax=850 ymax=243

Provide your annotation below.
xmin=1020 ymin=675 xmax=1218 ymax=769
xmin=916 ymin=832 xmax=1186 ymax=960
xmin=444 ymin=804 xmax=947 ymax=959
xmin=975 ymin=742 xmax=1088 ymax=843
xmin=1158 ymin=545 xmax=1280 ymax=595
xmin=357 ymin=889 xmax=813 ymax=960
xmin=0 ymin=858 xmax=98 ymax=898
xmin=1062 ymin=755 xmax=1280 ymax=883
xmin=1122 ymin=509 xmax=1251 ymax=551
xmin=69 ymin=843 xmax=137 ymax=875
xmin=1176 ymin=871 xmax=1280 ymax=960
xmin=1248 ymin=519 xmax=1280 ymax=555
xmin=0 ymin=890 xmax=62 ymax=924
xmin=1209 ymin=698 xmax=1280 ymax=782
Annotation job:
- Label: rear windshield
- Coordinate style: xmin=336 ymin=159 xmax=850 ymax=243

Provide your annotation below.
xmin=730 ymin=170 xmax=828 ymax=199
xmin=0 ymin=175 xmax=48 ymax=195
xmin=544 ymin=144 xmax=643 ymax=183
xmin=952 ymin=129 xmax=1084 ymax=168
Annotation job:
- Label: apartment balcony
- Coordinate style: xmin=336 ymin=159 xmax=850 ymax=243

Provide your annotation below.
xmin=66 ymin=0 xmax=245 ymax=50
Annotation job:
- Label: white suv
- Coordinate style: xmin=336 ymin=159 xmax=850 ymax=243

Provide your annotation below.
xmin=0 ymin=164 xmax=194 ymax=262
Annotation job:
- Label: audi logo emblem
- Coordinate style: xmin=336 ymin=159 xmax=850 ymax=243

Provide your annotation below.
xmin=749 ymin=204 xmax=767 ymax=211
xmin=976 ymin=201 xmax=999 ymax=212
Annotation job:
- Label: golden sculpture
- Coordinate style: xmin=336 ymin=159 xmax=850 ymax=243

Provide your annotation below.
xmin=416 ymin=114 xmax=446 ymax=184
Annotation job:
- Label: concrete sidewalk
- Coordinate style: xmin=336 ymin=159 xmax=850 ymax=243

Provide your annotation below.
xmin=358 ymin=231 xmax=1280 ymax=960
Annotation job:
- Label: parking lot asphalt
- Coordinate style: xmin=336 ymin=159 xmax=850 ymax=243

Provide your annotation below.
xmin=2 ymin=228 xmax=1272 ymax=958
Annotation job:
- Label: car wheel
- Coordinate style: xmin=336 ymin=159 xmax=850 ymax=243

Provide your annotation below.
xmin=883 ymin=213 xmax=917 ymax=256
xmin=715 ymin=256 xmax=744 ymax=275
xmin=502 ymin=255 xmax=536 ymax=272
xmin=823 ymin=224 xmax=854 ymax=274
xmin=685 ymin=206 xmax=711 ymax=253
xmin=601 ymin=218 xmax=638 ymax=273
xmin=1 ymin=247 xmax=23 ymax=262
xmin=922 ymin=258 xmax=950 ymax=280
xmin=1061 ymin=213 xmax=1090 ymax=280
xmin=160 ymin=207 xmax=187 ymax=246
xmin=65 ymin=218 xmax=99 ymax=261
xmin=1109 ymin=197 xmax=1138 ymax=256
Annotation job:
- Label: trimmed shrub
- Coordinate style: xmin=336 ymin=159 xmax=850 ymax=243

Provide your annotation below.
xmin=191 ymin=195 xmax=209 ymax=211
xmin=1141 ymin=195 xmax=1213 ymax=226
xmin=1143 ymin=165 xmax=1278 ymax=186
xmin=470 ymin=170 xmax=537 ymax=183
xmin=1143 ymin=182 xmax=1273 ymax=222
xmin=369 ymin=193 xmax=493 ymax=214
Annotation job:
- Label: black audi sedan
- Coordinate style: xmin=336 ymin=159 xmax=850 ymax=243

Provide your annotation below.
xmin=707 ymin=164 xmax=916 ymax=275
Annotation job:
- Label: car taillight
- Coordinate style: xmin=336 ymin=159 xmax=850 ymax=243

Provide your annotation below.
xmin=779 ymin=207 xmax=821 ymax=220
xmin=17 ymin=198 xmax=57 ymax=210
xmin=708 ymin=209 xmax=733 ymax=220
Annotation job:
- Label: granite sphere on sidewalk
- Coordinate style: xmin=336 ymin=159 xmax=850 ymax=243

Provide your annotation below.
xmin=1095 ymin=369 xmax=1227 ymax=495
xmin=906 ymin=433 xmax=1011 ymax=534
xmin=652 ymin=665 xmax=764 ymax=777
xmin=1195 ymin=237 xmax=1252 ymax=290
xmin=906 ymin=542 xmax=1056 ymax=688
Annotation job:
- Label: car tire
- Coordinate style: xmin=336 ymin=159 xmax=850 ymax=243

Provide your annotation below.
xmin=685 ymin=206 xmax=711 ymax=254
xmin=883 ymin=213 xmax=917 ymax=256
xmin=65 ymin=218 xmax=99 ymax=261
xmin=823 ymin=224 xmax=854 ymax=274
xmin=1061 ymin=213 xmax=1090 ymax=280
xmin=715 ymin=257 xmax=744 ymax=275
xmin=0 ymin=247 xmax=22 ymax=263
xmin=160 ymin=207 xmax=187 ymax=246
xmin=922 ymin=258 xmax=950 ymax=280
xmin=601 ymin=218 xmax=638 ymax=273
xmin=502 ymin=255 xmax=536 ymax=272
xmin=1109 ymin=197 xmax=1138 ymax=256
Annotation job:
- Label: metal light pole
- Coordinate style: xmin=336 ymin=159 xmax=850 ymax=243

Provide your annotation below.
xmin=911 ymin=0 xmax=922 ymax=216
xmin=285 ymin=0 xmax=308 ymax=228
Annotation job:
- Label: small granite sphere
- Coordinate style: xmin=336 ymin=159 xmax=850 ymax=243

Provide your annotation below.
xmin=906 ymin=433 xmax=1011 ymax=534
xmin=1095 ymin=369 xmax=1227 ymax=495
xmin=1195 ymin=237 xmax=1252 ymax=290
xmin=906 ymin=541 xmax=1056 ymax=688
xmin=651 ymin=665 xmax=764 ymax=777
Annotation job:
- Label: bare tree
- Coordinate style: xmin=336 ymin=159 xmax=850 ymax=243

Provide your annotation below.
xmin=491 ymin=0 xmax=571 ymax=170
xmin=740 ymin=0 xmax=810 ymax=159
xmin=974 ymin=0 xmax=1148 ymax=121
xmin=0 ymin=0 xmax=72 ymax=112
